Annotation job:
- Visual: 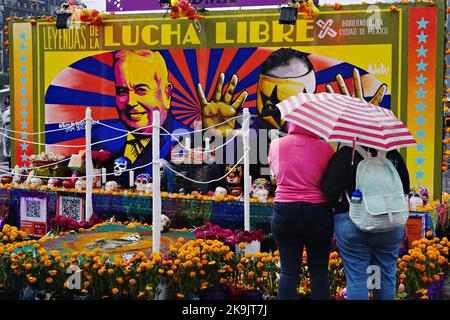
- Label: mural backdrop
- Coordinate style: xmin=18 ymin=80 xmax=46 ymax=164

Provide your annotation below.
xmin=10 ymin=4 xmax=445 ymax=198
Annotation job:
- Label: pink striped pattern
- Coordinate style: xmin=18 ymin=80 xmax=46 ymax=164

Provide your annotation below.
xmin=276 ymin=93 xmax=417 ymax=151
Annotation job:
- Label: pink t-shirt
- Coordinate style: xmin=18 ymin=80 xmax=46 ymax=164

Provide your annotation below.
xmin=268 ymin=124 xmax=335 ymax=203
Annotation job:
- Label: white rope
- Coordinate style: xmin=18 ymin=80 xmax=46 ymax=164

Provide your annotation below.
xmin=164 ymin=148 xmax=250 ymax=185
xmin=3 ymin=114 xmax=254 ymax=148
xmin=158 ymin=116 xmax=250 ymax=153
xmin=0 ymin=162 xmax=153 ymax=180
xmin=95 ymin=114 xmax=250 ymax=136
xmin=2 ymin=118 xmax=88 ymax=135
xmin=0 ymin=123 xmax=154 ymax=148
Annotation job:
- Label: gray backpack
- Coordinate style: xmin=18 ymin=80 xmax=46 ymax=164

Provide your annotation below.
xmin=346 ymin=146 xmax=408 ymax=233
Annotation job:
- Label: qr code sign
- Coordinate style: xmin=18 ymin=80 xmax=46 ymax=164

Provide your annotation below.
xmin=60 ymin=197 xmax=83 ymax=222
xmin=25 ymin=200 xmax=41 ymax=218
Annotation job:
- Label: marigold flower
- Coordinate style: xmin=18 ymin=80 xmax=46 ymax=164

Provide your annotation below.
xmin=112 ymin=288 xmax=119 ymax=295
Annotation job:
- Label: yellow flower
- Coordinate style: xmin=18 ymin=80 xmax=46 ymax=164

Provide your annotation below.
xmin=129 ymin=279 xmax=136 ymax=285
xmin=256 ymin=262 xmax=264 ymax=268
xmin=238 ymin=242 xmax=246 ymax=250
xmin=49 ymin=270 xmax=57 ymax=276
xmin=112 ymin=288 xmax=119 ymax=295
xmin=27 ymin=276 xmax=37 ymax=284
xmin=167 ymin=270 xmax=174 ymax=276
xmin=116 ymin=277 xmax=124 ymax=284
xmin=46 ymin=277 xmax=53 ymax=284
xmin=43 ymin=259 xmax=52 ymax=267
xmin=176 ymin=293 xmax=185 ymax=299
xmin=190 ymin=271 xmax=196 ymax=277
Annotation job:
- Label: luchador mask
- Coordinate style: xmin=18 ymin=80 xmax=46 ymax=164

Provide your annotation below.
xmin=114 ymin=157 xmax=131 ymax=176
xmin=226 ymin=166 xmax=243 ymax=185
xmin=257 ymin=70 xmax=316 ymax=129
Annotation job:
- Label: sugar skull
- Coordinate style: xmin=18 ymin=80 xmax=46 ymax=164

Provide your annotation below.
xmin=214 ymin=186 xmax=227 ymax=198
xmin=114 ymin=157 xmax=131 ymax=177
xmin=135 ymin=174 xmax=151 ymax=192
xmin=251 ymin=178 xmax=270 ymax=195
xmin=30 ymin=177 xmax=42 ymax=188
xmin=161 ymin=214 xmax=171 ymax=232
xmin=253 ymin=188 xmax=269 ymax=202
xmin=409 ymin=195 xmax=423 ymax=210
xmin=145 ymin=182 xmax=153 ymax=194
xmin=105 ymin=181 xmax=118 ymax=192
xmin=75 ymin=179 xmax=86 ymax=191
xmin=47 ymin=178 xmax=60 ymax=189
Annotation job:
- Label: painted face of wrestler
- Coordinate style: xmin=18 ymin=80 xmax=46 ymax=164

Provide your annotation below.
xmin=114 ymin=50 xmax=172 ymax=134
xmin=257 ymin=57 xmax=316 ymax=129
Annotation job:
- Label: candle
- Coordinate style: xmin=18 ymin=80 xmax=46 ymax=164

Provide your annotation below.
xmin=184 ymin=137 xmax=191 ymax=164
xmin=129 ymin=170 xmax=134 ymax=188
xmin=101 ymin=167 xmax=107 ymax=184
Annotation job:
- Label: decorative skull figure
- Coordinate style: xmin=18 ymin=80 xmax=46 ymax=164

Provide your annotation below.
xmin=214 ymin=186 xmax=227 ymax=198
xmin=161 ymin=214 xmax=171 ymax=232
xmin=114 ymin=157 xmax=131 ymax=177
xmin=251 ymin=178 xmax=270 ymax=202
xmin=47 ymin=178 xmax=60 ymax=189
xmin=145 ymin=182 xmax=153 ymax=194
xmin=410 ymin=195 xmax=423 ymax=210
xmin=30 ymin=177 xmax=43 ymax=188
xmin=74 ymin=179 xmax=86 ymax=191
xmin=251 ymin=178 xmax=270 ymax=195
xmin=135 ymin=174 xmax=151 ymax=192
xmin=105 ymin=181 xmax=118 ymax=192
xmin=253 ymin=188 xmax=269 ymax=202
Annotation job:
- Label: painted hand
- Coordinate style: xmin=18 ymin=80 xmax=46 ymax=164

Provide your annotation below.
xmin=196 ymin=73 xmax=248 ymax=136
xmin=325 ymin=68 xmax=387 ymax=106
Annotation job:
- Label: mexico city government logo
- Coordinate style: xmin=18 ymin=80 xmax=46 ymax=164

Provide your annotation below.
xmin=317 ymin=19 xmax=337 ymax=39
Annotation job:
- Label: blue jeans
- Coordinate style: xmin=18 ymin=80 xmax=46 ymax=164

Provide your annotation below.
xmin=271 ymin=202 xmax=333 ymax=300
xmin=334 ymin=213 xmax=404 ymax=300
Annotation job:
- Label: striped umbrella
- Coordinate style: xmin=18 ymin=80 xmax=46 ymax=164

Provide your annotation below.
xmin=276 ymin=92 xmax=417 ymax=151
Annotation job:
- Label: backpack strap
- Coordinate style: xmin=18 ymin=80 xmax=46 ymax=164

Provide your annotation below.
xmin=354 ymin=145 xmax=370 ymax=159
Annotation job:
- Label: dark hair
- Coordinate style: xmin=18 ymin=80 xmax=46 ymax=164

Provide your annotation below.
xmin=260 ymin=48 xmax=313 ymax=76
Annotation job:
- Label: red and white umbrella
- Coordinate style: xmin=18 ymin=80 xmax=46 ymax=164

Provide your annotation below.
xmin=276 ymin=92 xmax=417 ymax=151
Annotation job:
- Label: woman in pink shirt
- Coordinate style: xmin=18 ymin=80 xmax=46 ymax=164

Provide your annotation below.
xmin=269 ymin=123 xmax=334 ymax=300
